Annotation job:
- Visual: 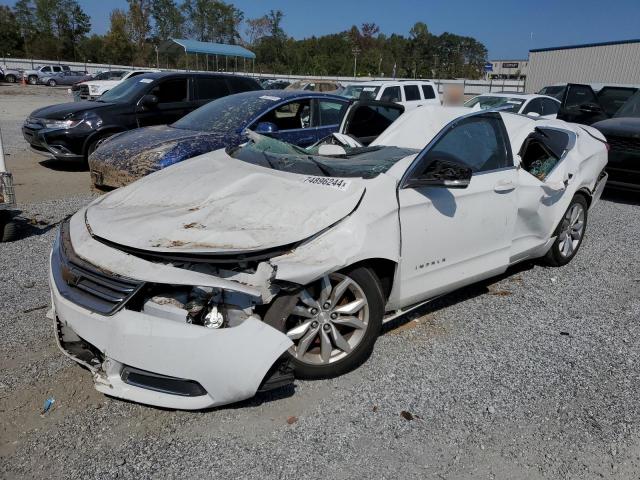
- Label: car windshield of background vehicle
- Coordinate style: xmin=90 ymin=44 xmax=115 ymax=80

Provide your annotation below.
xmin=341 ymin=85 xmax=380 ymax=100
xmin=614 ymin=91 xmax=640 ymax=118
xmin=464 ymin=96 xmax=525 ymax=112
xmin=172 ymin=94 xmax=277 ymax=132
xmin=97 ymin=77 xmax=150 ymax=103
xmin=228 ymin=132 xmax=418 ymax=179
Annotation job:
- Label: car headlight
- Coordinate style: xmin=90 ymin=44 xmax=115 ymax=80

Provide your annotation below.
xmin=89 ymin=85 xmax=99 ymax=93
xmin=43 ymin=119 xmax=84 ymax=130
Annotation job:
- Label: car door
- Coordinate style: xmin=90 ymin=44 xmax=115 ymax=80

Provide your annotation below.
xmin=402 ymin=84 xmax=423 ymax=110
xmin=557 ymin=84 xmax=608 ymax=125
xmin=192 ymin=76 xmax=231 ymax=108
xmin=511 ymin=126 xmax=577 ymax=260
xmin=136 ymin=77 xmax=190 ymax=127
xmin=313 ymin=98 xmax=349 ymax=140
xmin=338 ymin=100 xmax=405 ymax=145
xmin=396 ymin=112 xmax=517 ymax=305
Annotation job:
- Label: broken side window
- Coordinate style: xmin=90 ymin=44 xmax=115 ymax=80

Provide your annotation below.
xmin=519 ymin=127 xmax=571 ymax=181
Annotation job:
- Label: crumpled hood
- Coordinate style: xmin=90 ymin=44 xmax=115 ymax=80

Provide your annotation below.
xmin=85 ymin=150 xmax=366 ymax=254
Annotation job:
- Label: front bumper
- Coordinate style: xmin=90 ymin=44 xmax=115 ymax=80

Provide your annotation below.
xmin=22 ymin=124 xmax=85 ymax=161
xmin=48 ymin=215 xmax=293 ymax=409
xmin=50 ymin=269 xmax=292 ymax=409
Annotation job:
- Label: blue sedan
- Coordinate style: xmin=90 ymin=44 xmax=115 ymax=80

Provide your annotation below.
xmin=88 ymin=90 xmax=350 ymax=188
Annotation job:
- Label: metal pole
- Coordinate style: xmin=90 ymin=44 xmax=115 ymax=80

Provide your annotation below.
xmin=0 ymin=127 xmax=7 ymax=172
xmin=225 ymin=56 xmax=228 ymax=72
xmin=206 ymin=54 xmax=208 ymax=71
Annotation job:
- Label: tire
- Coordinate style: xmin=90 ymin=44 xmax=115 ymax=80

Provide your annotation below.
xmin=279 ymin=267 xmax=384 ymax=379
xmin=0 ymin=212 xmax=18 ymax=242
xmin=47 ymin=79 xmax=57 ymax=87
xmin=85 ymin=134 xmax=111 ymax=162
xmin=28 ymin=75 xmax=38 ymax=85
xmin=5 ymin=74 xmax=16 ymax=83
xmin=543 ymin=194 xmax=588 ymax=267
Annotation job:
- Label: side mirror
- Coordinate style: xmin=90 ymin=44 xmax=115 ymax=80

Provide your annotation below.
xmin=140 ymin=94 xmax=158 ymax=108
xmin=255 ymin=122 xmax=279 ymax=134
xmin=404 ymin=158 xmax=472 ymax=189
xmin=578 ymin=103 xmax=602 ymax=114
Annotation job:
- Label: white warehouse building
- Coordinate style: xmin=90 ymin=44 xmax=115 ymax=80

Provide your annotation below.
xmin=526 ymin=38 xmax=640 ymax=93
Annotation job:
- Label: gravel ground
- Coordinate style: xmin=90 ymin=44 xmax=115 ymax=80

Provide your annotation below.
xmin=1 ymin=191 xmax=639 ymax=479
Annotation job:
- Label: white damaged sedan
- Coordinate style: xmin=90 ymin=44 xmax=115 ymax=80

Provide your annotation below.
xmin=49 ymin=106 xmax=608 ymax=409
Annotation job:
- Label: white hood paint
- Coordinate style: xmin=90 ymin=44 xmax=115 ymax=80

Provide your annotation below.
xmin=86 ymin=150 xmax=365 ymax=254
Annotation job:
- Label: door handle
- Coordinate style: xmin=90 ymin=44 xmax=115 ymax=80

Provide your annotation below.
xmin=494 ymin=180 xmax=515 ymax=193
xmin=299 ymin=136 xmax=315 ymax=144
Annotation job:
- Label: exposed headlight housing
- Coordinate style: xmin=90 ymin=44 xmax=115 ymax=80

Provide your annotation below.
xmin=142 ymin=285 xmax=255 ymax=329
xmin=43 ymin=119 xmax=84 ymax=130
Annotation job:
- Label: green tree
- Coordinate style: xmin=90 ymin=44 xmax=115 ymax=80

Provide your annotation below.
xmin=0 ymin=6 xmax=24 ymax=57
xmin=127 ymin=0 xmax=152 ymax=64
xmin=150 ymin=0 xmax=184 ymax=41
xmin=182 ymin=0 xmax=243 ymax=44
xmin=104 ymin=9 xmax=134 ymax=65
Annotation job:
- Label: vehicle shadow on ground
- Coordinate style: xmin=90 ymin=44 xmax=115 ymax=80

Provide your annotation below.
xmin=5 ymin=211 xmax=61 ymax=240
xmin=39 ymin=158 xmax=88 ymax=172
xmin=382 ymin=260 xmax=537 ymax=334
xmin=601 ymin=188 xmax=639 ymax=206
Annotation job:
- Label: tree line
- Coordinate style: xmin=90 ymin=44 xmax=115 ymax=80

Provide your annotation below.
xmin=0 ymin=0 xmax=488 ymax=79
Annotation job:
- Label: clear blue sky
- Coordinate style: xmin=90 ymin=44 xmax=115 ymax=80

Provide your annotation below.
xmin=3 ymin=0 xmax=640 ymax=59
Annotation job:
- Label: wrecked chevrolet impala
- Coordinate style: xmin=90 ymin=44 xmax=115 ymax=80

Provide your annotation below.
xmin=49 ymin=106 xmax=608 ymax=410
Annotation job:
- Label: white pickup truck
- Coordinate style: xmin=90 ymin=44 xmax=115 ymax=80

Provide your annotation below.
xmin=74 ymin=69 xmax=159 ymax=100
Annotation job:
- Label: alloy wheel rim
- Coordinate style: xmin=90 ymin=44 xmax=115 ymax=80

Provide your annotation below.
xmin=286 ymin=273 xmax=369 ymax=365
xmin=558 ymin=203 xmax=585 ymax=258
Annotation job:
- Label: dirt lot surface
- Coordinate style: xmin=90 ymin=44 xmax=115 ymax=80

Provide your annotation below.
xmin=1 ymin=88 xmax=640 ymax=479
xmin=0 ymin=84 xmax=92 ymax=203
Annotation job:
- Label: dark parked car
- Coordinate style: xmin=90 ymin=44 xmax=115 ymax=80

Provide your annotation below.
xmin=22 ymin=72 xmax=261 ymax=163
xmin=89 ymin=90 xmax=350 ymax=188
xmin=556 ymin=84 xmax=640 ymax=190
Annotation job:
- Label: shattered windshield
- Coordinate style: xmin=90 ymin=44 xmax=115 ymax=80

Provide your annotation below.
xmin=614 ymin=91 xmax=640 ymax=118
xmin=464 ymin=95 xmax=525 ymax=112
xmin=228 ymin=132 xmax=418 ymax=179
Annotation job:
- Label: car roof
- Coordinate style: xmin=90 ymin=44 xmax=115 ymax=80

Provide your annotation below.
xmin=231 ymin=89 xmax=347 ymax=101
xmin=349 ymin=80 xmax=435 ymax=87
xmin=475 ymin=92 xmax=559 ymax=102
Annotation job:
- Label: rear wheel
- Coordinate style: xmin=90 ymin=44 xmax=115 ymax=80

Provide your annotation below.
xmin=5 ymin=74 xmax=16 ymax=83
xmin=283 ymin=267 xmax=384 ymax=379
xmin=543 ymin=195 xmax=588 ymax=267
xmin=28 ymin=75 xmax=38 ymax=85
xmin=47 ymin=79 xmax=57 ymax=87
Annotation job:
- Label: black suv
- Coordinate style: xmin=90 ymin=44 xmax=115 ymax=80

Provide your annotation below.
xmin=22 ymin=72 xmax=261 ymax=162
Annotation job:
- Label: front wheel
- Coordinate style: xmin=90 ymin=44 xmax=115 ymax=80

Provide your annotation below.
xmin=282 ymin=267 xmax=384 ymax=379
xmin=5 ymin=74 xmax=16 ymax=83
xmin=543 ymin=195 xmax=588 ymax=267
